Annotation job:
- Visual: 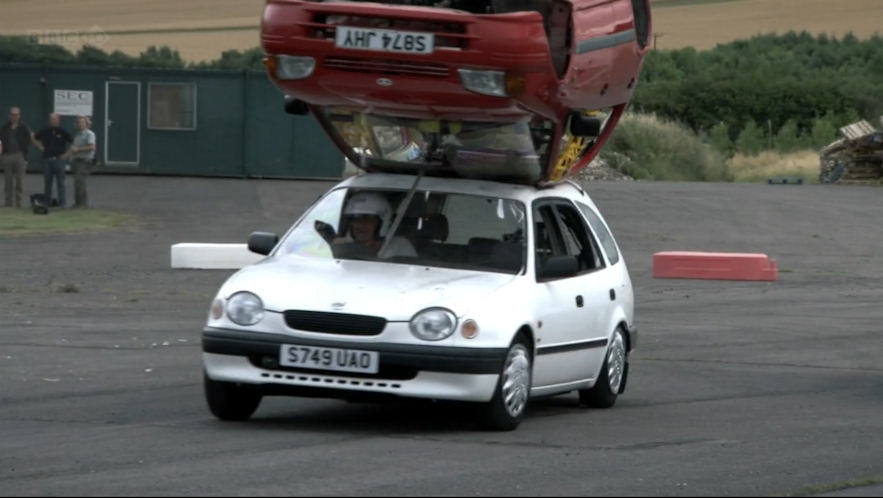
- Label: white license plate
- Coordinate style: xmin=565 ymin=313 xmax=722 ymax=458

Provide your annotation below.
xmin=335 ymin=26 xmax=434 ymax=54
xmin=280 ymin=344 xmax=379 ymax=374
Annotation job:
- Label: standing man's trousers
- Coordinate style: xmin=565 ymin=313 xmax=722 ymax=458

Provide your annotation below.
xmin=72 ymin=158 xmax=90 ymax=208
xmin=1 ymin=152 xmax=27 ymax=208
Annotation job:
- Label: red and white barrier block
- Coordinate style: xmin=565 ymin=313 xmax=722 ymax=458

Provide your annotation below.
xmin=653 ymin=251 xmax=778 ymax=282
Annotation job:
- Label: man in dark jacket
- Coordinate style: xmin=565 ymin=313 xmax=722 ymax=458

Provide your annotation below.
xmin=34 ymin=113 xmax=73 ymax=208
xmin=0 ymin=107 xmax=35 ymax=208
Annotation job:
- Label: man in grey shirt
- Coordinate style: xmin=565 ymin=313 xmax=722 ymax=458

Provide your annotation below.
xmin=70 ymin=116 xmax=96 ymax=208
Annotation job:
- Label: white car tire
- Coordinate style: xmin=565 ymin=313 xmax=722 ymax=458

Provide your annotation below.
xmin=480 ymin=337 xmax=532 ymax=431
xmin=579 ymin=327 xmax=627 ymax=409
xmin=204 ymin=373 xmax=263 ymax=421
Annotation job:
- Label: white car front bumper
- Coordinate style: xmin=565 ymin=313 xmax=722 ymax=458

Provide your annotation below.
xmin=202 ymin=327 xmax=504 ymax=402
xmin=204 ymin=353 xmax=498 ymax=402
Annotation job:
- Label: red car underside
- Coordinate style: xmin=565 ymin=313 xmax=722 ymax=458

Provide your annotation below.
xmin=262 ymin=0 xmax=651 ymax=183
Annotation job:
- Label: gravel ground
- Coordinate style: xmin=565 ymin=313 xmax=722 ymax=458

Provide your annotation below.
xmin=1 ymin=172 xmax=881 ymax=496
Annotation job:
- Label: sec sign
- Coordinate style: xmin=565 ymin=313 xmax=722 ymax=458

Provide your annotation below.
xmin=54 ymin=89 xmax=93 ymax=116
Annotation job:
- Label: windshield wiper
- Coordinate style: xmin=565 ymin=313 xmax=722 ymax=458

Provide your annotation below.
xmin=340 ymin=256 xmax=374 ymax=262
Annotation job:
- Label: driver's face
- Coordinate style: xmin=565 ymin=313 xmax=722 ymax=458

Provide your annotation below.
xmin=350 ymin=215 xmax=380 ymax=243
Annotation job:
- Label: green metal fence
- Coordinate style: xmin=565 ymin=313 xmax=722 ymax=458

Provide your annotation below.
xmin=0 ymin=63 xmax=342 ymax=179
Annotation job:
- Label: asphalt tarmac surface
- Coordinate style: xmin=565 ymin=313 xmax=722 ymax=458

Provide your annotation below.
xmin=1 ymin=174 xmax=881 ymax=496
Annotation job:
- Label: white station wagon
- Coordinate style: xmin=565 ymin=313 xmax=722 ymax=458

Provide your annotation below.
xmin=203 ymin=172 xmax=636 ymax=430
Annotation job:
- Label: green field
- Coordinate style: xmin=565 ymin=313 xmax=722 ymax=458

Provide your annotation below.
xmin=0 ymin=209 xmax=139 ymax=236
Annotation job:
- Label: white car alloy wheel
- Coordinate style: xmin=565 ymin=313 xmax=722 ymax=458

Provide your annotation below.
xmin=481 ymin=339 xmax=532 ymax=431
xmin=606 ymin=330 xmax=626 ymax=393
xmin=502 ymin=344 xmax=531 ymax=418
xmin=579 ymin=327 xmax=628 ymax=409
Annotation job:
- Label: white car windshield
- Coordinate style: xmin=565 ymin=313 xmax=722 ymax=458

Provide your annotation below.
xmin=276 ymin=187 xmax=527 ymax=274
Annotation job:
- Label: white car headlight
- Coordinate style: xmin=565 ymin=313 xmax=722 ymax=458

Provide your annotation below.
xmin=276 ymin=55 xmax=316 ymax=80
xmin=409 ymin=308 xmax=457 ymax=341
xmin=226 ymin=292 xmax=264 ymax=326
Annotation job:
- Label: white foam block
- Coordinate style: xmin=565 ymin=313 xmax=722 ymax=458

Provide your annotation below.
xmin=171 ymin=243 xmax=264 ymax=270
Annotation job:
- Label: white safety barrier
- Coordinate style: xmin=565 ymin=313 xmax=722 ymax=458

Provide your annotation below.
xmin=171 ymin=243 xmax=264 ymax=270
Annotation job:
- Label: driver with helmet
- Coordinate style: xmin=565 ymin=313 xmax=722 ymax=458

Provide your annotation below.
xmin=333 ymin=191 xmax=417 ymax=258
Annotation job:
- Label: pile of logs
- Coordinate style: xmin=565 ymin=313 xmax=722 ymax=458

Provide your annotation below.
xmin=819 ymin=118 xmax=883 ymax=184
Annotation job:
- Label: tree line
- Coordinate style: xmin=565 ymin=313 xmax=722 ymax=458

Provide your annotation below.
xmin=0 ymin=35 xmax=266 ymax=71
xmin=633 ymin=31 xmax=883 ymax=154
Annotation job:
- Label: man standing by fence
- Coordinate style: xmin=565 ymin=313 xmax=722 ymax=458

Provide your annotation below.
xmin=0 ymin=107 xmax=35 ymax=208
xmin=34 ymin=113 xmax=73 ymax=208
xmin=69 ymin=116 xmax=96 ymax=209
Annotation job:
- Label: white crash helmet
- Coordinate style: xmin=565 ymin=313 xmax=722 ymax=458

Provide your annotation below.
xmin=343 ymin=191 xmax=392 ymax=237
